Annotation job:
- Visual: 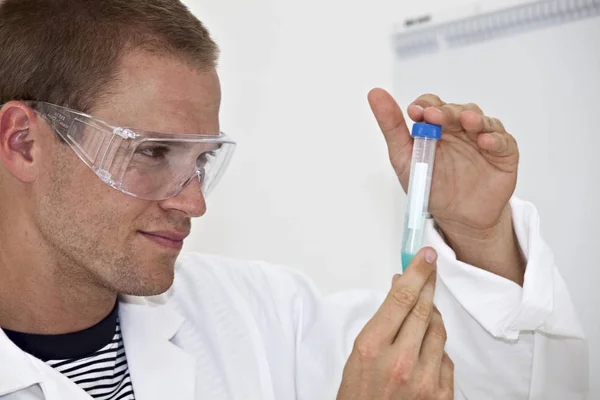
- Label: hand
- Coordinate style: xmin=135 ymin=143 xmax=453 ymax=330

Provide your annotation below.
xmin=368 ymin=89 xmax=525 ymax=283
xmin=337 ymin=248 xmax=454 ymax=400
xmin=368 ymin=89 xmax=518 ymax=232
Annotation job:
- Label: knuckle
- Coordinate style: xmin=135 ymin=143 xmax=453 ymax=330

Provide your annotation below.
xmin=465 ymin=102 xmax=483 ymax=113
xmin=508 ymin=133 xmax=519 ymax=149
xmin=491 ymin=117 xmax=505 ymax=130
xmin=411 ymin=261 xmax=434 ymax=278
xmin=492 ymin=134 xmax=511 ymax=153
xmin=442 ymin=103 xmax=461 ymax=111
xmin=440 ymin=104 xmax=462 ymax=119
xmin=429 ymin=323 xmax=448 ymax=342
xmin=412 ymin=300 xmax=433 ymax=322
xmin=353 ymin=336 xmax=379 ymax=362
xmin=427 ymin=270 xmax=437 ymax=286
xmin=388 ymin=353 xmax=414 ymax=385
xmin=391 ymin=286 xmax=419 ymax=308
xmin=442 ymin=353 xmax=455 ymax=372
xmin=430 ymin=311 xmax=448 ymax=341
xmin=416 ymin=93 xmax=444 ymax=106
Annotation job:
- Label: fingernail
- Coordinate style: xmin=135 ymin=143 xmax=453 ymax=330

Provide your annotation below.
xmin=392 ymin=273 xmax=401 ymax=285
xmin=425 ymin=248 xmax=437 ymax=264
xmin=410 ymin=104 xmax=424 ymax=111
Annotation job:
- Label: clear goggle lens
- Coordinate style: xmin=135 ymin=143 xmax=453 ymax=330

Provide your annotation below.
xmin=29 ymin=101 xmax=236 ymax=201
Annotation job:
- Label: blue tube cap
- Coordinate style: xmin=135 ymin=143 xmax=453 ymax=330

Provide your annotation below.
xmin=412 ymin=123 xmax=442 ymax=140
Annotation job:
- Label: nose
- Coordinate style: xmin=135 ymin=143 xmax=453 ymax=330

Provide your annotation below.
xmin=158 ymin=174 xmax=207 ymax=218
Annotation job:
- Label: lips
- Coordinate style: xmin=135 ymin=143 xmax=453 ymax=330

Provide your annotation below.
xmin=138 ymin=230 xmax=189 ymax=250
xmin=143 ymin=231 xmax=188 ymax=241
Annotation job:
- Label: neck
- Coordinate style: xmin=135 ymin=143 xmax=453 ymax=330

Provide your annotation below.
xmin=0 ymin=212 xmax=117 ymax=334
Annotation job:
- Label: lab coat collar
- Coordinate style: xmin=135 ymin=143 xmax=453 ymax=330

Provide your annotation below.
xmin=0 ymin=328 xmax=43 ymax=396
xmin=0 ymin=296 xmax=196 ymax=399
xmin=119 ymin=294 xmax=197 ymax=400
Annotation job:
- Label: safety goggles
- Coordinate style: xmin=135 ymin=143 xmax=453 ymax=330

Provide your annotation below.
xmin=24 ymin=101 xmax=236 ymax=201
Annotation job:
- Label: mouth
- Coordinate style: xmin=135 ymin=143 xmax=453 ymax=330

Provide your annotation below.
xmin=138 ymin=230 xmax=188 ymax=250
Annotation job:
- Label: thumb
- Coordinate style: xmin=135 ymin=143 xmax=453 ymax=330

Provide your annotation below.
xmin=368 ymin=88 xmax=413 ymax=189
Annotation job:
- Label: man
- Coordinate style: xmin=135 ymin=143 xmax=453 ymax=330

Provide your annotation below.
xmin=0 ymin=0 xmax=587 ymax=399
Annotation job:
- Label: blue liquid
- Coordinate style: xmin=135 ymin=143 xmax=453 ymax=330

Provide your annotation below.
xmin=401 ymin=251 xmax=415 ymax=272
xmin=401 ymin=213 xmax=425 ymax=272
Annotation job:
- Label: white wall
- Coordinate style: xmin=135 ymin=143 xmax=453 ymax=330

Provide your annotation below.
xmin=182 ymin=0 xmax=598 ymax=397
xmin=183 ymin=0 xmax=479 ymax=292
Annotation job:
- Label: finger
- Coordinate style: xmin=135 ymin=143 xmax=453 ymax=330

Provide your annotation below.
xmin=392 ymin=267 xmax=437 ymax=357
xmin=460 ymin=111 xmax=506 ymax=135
xmin=408 ymin=93 xmax=445 ymax=123
xmin=424 ymin=103 xmax=469 ymax=132
xmin=360 ymin=247 xmax=437 ymax=345
xmin=391 ymin=273 xmax=401 ymax=287
xmin=477 ymin=131 xmax=518 ymax=159
xmin=440 ymin=352 xmax=455 ymax=393
xmin=464 ymin=102 xmax=484 ymax=115
xmin=412 ymin=93 xmax=445 ymax=109
xmin=368 ymin=88 xmax=413 ymax=185
xmin=407 ymin=103 xmax=425 ymax=122
xmin=419 ymin=307 xmax=447 ymax=381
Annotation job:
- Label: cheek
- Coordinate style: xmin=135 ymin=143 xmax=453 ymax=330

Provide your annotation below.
xmin=39 ymin=150 xmax=146 ymax=252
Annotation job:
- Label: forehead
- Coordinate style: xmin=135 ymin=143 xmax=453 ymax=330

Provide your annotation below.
xmin=91 ymin=51 xmax=221 ymax=135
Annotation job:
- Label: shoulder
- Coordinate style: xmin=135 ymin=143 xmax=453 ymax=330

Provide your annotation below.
xmin=173 ymin=251 xmax=311 ymax=293
xmin=169 ymin=251 xmax=383 ymax=310
xmin=160 ymin=252 xmax=318 ymax=317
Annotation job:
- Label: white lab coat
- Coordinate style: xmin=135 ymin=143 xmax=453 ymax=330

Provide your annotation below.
xmin=0 ymin=197 xmax=589 ymax=399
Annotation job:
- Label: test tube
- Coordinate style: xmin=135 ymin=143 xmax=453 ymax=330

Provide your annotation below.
xmin=401 ymin=122 xmax=442 ymax=272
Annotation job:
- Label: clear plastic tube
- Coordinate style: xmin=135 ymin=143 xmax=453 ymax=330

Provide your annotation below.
xmin=401 ymin=123 xmax=441 ymax=271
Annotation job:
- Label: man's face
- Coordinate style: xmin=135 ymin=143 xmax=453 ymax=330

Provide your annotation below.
xmin=36 ymin=51 xmax=221 ymax=296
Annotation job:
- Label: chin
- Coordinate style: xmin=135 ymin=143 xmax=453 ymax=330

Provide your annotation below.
xmin=120 ymin=275 xmax=175 ymax=296
xmin=115 ymin=260 xmax=176 ymax=296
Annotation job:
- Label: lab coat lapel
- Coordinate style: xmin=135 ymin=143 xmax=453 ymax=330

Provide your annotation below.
xmin=0 ymin=328 xmax=96 ymax=399
xmin=192 ymin=264 xmax=276 ymax=400
xmin=0 ymin=329 xmax=43 ymax=396
xmin=119 ymin=298 xmax=196 ymax=400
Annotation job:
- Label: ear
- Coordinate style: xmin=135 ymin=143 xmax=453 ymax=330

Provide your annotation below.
xmin=0 ymin=102 xmax=47 ymax=183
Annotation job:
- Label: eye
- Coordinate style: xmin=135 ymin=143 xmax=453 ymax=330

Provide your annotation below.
xmin=136 ymin=145 xmax=170 ymax=160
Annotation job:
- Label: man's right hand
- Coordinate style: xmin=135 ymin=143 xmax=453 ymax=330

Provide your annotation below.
xmin=337 ymin=248 xmax=454 ymax=400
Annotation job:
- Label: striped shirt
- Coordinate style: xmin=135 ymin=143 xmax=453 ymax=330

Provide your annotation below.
xmin=4 ymin=302 xmax=135 ymax=400
xmin=45 ymin=319 xmax=135 ymax=399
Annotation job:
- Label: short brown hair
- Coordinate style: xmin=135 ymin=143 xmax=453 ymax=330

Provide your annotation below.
xmin=0 ymin=0 xmax=219 ymax=112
